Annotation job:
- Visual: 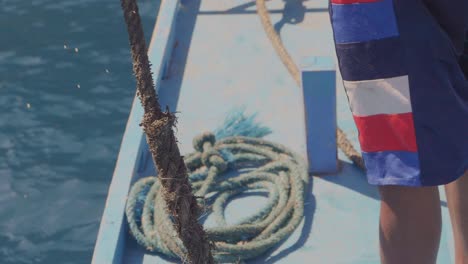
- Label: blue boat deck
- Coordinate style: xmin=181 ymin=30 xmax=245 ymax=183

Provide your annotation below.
xmin=93 ymin=0 xmax=455 ymax=263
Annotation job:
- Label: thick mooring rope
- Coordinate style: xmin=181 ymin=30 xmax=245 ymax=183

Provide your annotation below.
xmin=120 ymin=0 xmax=214 ymax=263
xmin=126 ymin=132 xmax=309 ymax=263
xmin=256 ymin=0 xmax=366 ymax=170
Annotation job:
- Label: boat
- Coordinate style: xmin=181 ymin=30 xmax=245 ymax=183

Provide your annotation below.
xmin=92 ymin=0 xmax=456 ymax=262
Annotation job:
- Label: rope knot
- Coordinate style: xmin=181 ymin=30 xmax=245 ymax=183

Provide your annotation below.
xmin=201 ymin=149 xmax=227 ymax=172
xmin=193 ymin=132 xmax=227 ymax=172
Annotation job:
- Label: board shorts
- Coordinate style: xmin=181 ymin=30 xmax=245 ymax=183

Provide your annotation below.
xmin=328 ymin=0 xmax=468 ymax=186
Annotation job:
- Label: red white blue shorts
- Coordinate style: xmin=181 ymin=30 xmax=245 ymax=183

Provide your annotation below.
xmin=329 ymin=0 xmax=468 ymax=186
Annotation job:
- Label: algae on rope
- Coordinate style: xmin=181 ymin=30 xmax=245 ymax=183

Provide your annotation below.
xmin=120 ymin=0 xmax=214 ymax=262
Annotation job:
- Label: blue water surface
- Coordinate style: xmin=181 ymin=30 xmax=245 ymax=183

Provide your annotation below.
xmin=0 ymin=1 xmax=159 ymax=263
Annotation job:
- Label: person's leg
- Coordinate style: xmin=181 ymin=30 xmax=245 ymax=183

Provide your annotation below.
xmin=379 ymin=185 xmax=442 ymax=264
xmin=445 ymin=170 xmax=468 ymax=264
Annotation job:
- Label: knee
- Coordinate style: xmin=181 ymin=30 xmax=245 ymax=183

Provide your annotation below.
xmin=379 ymin=185 xmax=438 ymax=201
xmin=379 ymin=186 xmax=441 ymax=219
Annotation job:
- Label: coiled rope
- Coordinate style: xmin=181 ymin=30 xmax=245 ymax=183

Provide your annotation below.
xmin=126 ymin=131 xmax=309 ymax=263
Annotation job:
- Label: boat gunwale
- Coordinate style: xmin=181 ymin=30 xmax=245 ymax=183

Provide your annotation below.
xmin=91 ymin=0 xmax=181 ymax=263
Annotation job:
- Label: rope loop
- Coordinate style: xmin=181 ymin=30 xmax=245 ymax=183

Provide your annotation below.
xmin=193 ymin=132 xmax=216 ymax=152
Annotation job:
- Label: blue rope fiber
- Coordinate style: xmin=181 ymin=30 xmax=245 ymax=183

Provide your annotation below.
xmin=125 ymin=108 xmax=309 ymax=263
xmin=214 ymin=106 xmax=272 ymax=140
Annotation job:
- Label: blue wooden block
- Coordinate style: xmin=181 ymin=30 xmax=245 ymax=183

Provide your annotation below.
xmin=301 ymin=56 xmax=338 ymax=174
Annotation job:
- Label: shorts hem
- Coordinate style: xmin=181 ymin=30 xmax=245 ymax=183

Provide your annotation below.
xmin=367 ymin=177 xmax=422 ymax=187
xmin=367 ymin=163 xmax=468 ymax=187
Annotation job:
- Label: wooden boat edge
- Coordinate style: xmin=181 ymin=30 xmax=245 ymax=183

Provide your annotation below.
xmin=91 ymin=1 xmax=180 ymax=262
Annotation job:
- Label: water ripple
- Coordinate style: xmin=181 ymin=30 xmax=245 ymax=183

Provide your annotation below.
xmin=0 ymin=0 xmax=159 ymax=263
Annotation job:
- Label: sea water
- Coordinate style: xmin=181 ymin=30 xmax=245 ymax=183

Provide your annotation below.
xmin=0 ymin=1 xmax=159 ymax=263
